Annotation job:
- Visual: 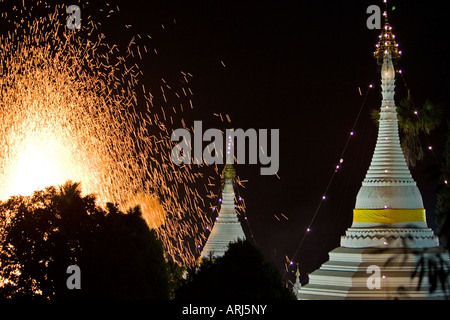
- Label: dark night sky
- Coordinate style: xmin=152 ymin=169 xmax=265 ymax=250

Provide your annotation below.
xmin=8 ymin=0 xmax=450 ymax=283
xmin=87 ymin=0 xmax=450 ymax=282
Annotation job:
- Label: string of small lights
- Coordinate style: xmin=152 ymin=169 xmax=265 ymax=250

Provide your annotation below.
xmin=234 ymin=181 xmax=257 ymax=244
xmin=396 ymin=63 xmax=444 ymax=178
xmin=284 ymin=6 xmax=401 ymax=272
xmin=287 ymin=1 xmax=445 ymax=279
xmin=284 ymin=84 xmax=374 ymax=275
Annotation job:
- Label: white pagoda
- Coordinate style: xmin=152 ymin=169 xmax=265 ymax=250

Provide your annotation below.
xmin=298 ymin=9 xmax=450 ymax=299
xmin=200 ymin=133 xmax=246 ymax=259
xmin=293 ymin=264 xmax=302 ymax=299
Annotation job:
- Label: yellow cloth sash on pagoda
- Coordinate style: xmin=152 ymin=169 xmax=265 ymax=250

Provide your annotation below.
xmin=353 ymin=208 xmax=426 ymax=224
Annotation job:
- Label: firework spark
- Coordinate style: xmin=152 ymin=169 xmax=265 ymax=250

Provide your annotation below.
xmin=0 ymin=1 xmax=216 ymax=267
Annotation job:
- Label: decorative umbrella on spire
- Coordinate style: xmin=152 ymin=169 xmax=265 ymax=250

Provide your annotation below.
xmin=374 ymin=5 xmax=402 ymax=65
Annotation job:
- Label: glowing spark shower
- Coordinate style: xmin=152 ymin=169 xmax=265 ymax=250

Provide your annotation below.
xmin=0 ymin=1 xmax=215 ymax=267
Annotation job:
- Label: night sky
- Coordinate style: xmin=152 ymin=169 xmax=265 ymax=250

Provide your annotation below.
xmin=9 ymin=0 xmax=450 ymax=283
xmin=87 ymin=0 xmax=450 ymax=282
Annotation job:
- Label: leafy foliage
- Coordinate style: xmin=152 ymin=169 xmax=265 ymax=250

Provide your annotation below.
xmin=371 ymin=90 xmax=442 ymax=167
xmin=411 ymin=251 xmax=449 ymax=298
xmin=0 ymin=181 xmax=175 ymax=299
xmin=175 ymin=240 xmax=296 ymax=300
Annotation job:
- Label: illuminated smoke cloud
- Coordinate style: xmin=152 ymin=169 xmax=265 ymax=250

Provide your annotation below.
xmin=0 ymin=1 xmax=216 ymax=267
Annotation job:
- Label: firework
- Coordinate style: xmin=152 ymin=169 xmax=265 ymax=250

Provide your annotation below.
xmin=0 ymin=1 xmax=217 ymax=267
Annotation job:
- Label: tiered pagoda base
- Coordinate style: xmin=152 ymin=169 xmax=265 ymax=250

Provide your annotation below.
xmin=341 ymin=227 xmax=439 ymax=248
xmin=297 ymin=245 xmax=450 ymax=300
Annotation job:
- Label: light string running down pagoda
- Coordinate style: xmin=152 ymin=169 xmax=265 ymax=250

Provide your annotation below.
xmin=284 ymin=84 xmax=375 ymax=275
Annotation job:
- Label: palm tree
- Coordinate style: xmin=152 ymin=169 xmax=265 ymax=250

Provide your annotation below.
xmin=57 ymin=181 xmax=82 ymax=204
xmin=371 ymin=90 xmax=442 ymax=167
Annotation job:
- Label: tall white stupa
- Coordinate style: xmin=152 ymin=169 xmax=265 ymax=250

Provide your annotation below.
xmin=298 ymin=9 xmax=450 ymax=299
xmin=200 ymin=132 xmax=246 ymax=259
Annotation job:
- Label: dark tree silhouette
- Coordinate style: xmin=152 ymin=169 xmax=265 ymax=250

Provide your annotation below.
xmin=83 ymin=204 xmax=170 ymax=299
xmin=0 ymin=181 xmax=172 ymax=299
xmin=175 ymin=239 xmax=296 ymax=300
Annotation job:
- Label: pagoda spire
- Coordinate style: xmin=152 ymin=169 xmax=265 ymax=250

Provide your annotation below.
xmin=297 ymin=4 xmax=449 ymax=300
xmin=200 ymin=130 xmax=246 ymax=259
xmin=341 ymin=5 xmax=438 ymax=246
xmin=374 ymin=2 xmax=402 ymax=65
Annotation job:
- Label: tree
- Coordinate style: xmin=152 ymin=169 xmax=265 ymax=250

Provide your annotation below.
xmin=175 ymin=240 xmax=296 ymax=300
xmin=0 ymin=182 xmax=96 ymax=299
xmin=166 ymin=260 xmax=186 ymax=299
xmin=371 ymin=90 xmax=442 ymax=167
xmin=83 ymin=205 xmax=171 ymax=299
xmin=0 ymin=181 xmax=173 ymax=299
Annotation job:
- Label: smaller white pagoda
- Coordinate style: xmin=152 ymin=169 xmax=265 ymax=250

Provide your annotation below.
xmin=293 ymin=264 xmax=302 ymax=299
xmin=200 ymin=132 xmax=246 ymax=259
